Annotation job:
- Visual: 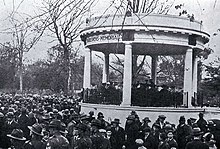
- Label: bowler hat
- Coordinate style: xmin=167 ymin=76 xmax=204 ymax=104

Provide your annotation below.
xmin=143 ymin=117 xmax=151 ymax=122
xmin=164 ymin=124 xmax=173 ymax=130
xmin=7 ymin=129 xmax=26 ymax=141
xmin=192 ymin=127 xmax=203 ymax=136
xmin=112 ymin=118 xmax=121 ymax=124
xmin=28 ymin=123 xmax=44 ymax=136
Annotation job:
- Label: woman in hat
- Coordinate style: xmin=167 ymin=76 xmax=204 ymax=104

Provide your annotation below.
xmin=23 ymin=123 xmax=46 ymax=149
xmin=7 ymin=129 xmax=26 ymax=149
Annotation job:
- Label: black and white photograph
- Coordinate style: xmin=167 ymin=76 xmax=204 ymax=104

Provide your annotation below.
xmin=0 ymin=0 xmax=220 ymax=149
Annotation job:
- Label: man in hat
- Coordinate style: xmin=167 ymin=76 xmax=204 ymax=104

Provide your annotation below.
xmin=18 ymin=107 xmax=30 ymax=140
xmin=2 ymin=112 xmax=19 ymax=148
xmin=90 ymin=119 xmax=106 ymax=149
xmin=140 ymin=117 xmax=151 ymax=133
xmin=185 ymin=127 xmax=209 ymax=149
xmin=99 ymin=129 xmax=112 ymax=149
xmin=23 ymin=123 xmax=46 ymax=149
xmin=87 ymin=110 xmax=95 ymax=123
xmin=196 ymin=112 xmax=207 ymax=133
xmin=167 ymin=130 xmax=178 ymax=149
xmin=153 ymin=115 xmax=167 ymax=132
xmin=46 ymin=119 xmax=69 ymax=149
xmin=125 ymin=115 xmax=139 ymax=149
xmin=158 ymin=132 xmax=170 ymax=149
xmin=206 ymin=120 xmax=220 ymax=148
xmin=176 ymin=116 xmax=192 ymax=149
xmin=111 ymin=118 xmax=125 ymax=149
xmin=97 ymin=112 xmax=109 ymax=129
xmin=7 ymin=129 xmax=26 ymax=149
xmin=0 ymin=112 xmax=6 ymax=148
xmin=151 ymin=123 xmax=160 ymax=147
xmin=5 ymin=112 xmax=19 ymax=132
xmin=75 ymin=123 xmax=92 ymax=149
xmin=141 ymin=127 xmax=157 ymax=149
xmin=66 ymin=112 xmax=80 ymax=147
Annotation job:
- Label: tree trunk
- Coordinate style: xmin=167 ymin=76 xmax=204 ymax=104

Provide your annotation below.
xmin=63 ymin=47 xmax=70 ymax=95
xmin=19 ymin=56 xmax=23 ymax=93
xmin=67 ymin=64 xmax=71 ymax=94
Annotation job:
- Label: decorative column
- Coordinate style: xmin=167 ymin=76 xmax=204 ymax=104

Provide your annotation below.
xmin=83 ymin=47 xmax=91 ymax=89
xmin=183 ymin=48 xmax=193 ymax=107
xmin=151 ymin=55 xmax=158 ymax=85
xmin=102 ymin=53 xmax=109 ymax=83
xmin=192 ymin=55 xmax=199 ymax=105
xmin=122 ymin=42 xmax=132 ymax=106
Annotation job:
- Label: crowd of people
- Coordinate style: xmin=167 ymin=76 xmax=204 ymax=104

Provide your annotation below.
xmin=83 ymin=82 xmax=122 ymax=105
xmin=83 ymin=81 xmax=185 ymax=107
xmin=131 ymin=82 xmax=183 ymax=107
xmin=0 ymin=93 xmax=220 ymax=149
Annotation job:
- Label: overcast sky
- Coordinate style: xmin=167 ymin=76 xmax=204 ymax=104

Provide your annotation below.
xmin=0 ymin=0 xmax=219 ymax=64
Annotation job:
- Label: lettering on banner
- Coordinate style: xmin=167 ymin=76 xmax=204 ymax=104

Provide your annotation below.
xmin=86 ymin=34 xmax=120 ymax=43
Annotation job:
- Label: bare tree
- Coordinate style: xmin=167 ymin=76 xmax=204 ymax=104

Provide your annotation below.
xmin=39 ymin=0 xmax=96 ymax=94
xmin=1 ymin=10 xmax=45 ymax=93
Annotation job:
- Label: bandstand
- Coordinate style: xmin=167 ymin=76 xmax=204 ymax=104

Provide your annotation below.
xmin=79 ymin=14 xmax=220 ymax=125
